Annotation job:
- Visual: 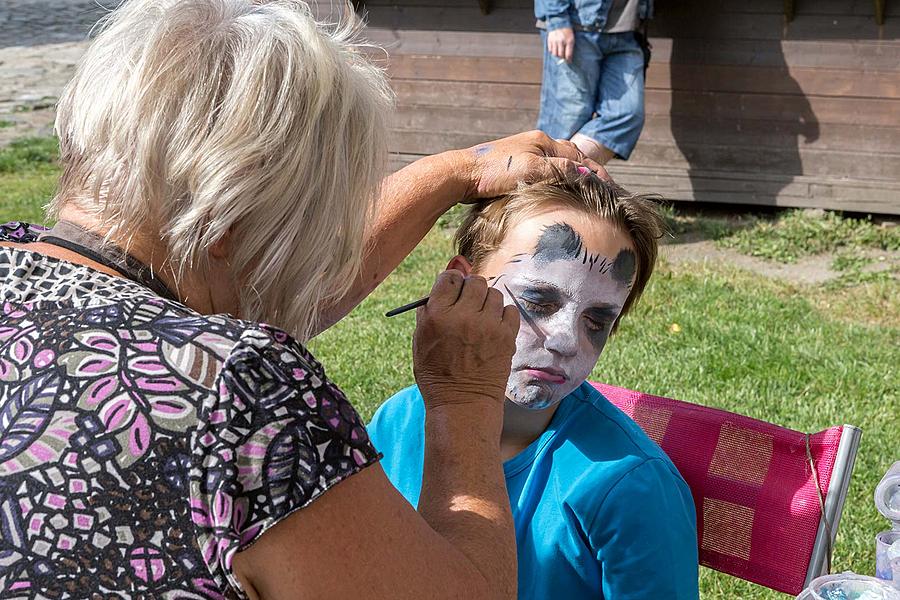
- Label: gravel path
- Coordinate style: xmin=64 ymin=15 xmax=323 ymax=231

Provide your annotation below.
xmin=0 ymin=0 xmax=106 ymax=145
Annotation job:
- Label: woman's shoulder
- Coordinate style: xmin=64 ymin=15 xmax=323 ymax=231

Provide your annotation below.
xmin=0 ymin=221 xmax=48 ymax=243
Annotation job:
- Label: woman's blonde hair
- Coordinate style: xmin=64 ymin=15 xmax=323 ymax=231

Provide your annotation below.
xmin=455 ymin=174 xmax=667 ymax=332
xmin=50 ymin=0 xmax=393 ymax=340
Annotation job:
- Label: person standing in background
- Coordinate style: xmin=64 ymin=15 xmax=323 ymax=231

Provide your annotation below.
xmin=535 ymin=0 xmax=652 ymax=165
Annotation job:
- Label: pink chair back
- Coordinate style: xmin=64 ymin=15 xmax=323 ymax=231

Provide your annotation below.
xmin=590 ymin=382 xmax=852 ymax=595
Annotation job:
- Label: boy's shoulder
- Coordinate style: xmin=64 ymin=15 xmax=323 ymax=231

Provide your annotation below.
xmin=545 ymin=382 xmax=691 ymax=512
xmin=370 ymin=384 xmax=425 ymax=425
xmin=562 ymin=382 xmax=676 ymax=467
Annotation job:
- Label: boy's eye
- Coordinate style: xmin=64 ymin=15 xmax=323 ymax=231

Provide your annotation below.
xmin=585 ymin=317 xmax=608 ymax=333
xmin=520 ymin=298 xmax=556 ymax=314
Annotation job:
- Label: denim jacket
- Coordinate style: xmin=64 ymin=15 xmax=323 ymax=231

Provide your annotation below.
xmin=534 ymin=0 xmax=653 ymax=31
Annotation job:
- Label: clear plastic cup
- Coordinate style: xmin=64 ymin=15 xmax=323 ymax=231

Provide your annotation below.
xmin=796 ymin=573 xmax=900 ymax=600
xmin=876 ymin=530 xmax=900 ymax=588
xmin=875 ymin=462 xmax=900 ymax=525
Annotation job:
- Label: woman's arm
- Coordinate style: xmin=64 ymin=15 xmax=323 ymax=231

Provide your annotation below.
xmin=315 ymin=130 xmax=605 ymax=334
xmin=233 ymin=271 xmax=522 ymax=599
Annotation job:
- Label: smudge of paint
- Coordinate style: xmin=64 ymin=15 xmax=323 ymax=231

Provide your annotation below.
xmin=610 ymin=249 xmax=636 ymax=285
xmin=506 ymin=155 xmax=513 ymax=171
xmin=532 ymin=223 xmax=583 ymax=263
xmin=474 ymin=145 xmax=492 ymax=157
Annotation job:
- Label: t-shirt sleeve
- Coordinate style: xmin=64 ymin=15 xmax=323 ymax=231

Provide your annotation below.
xmin=190 ymin=324 xmax=380 ymax=597
xmin=588 ymin=458 xmax=700 ymax=599
xmin=366 ymin=385 xmax=426 ymax=508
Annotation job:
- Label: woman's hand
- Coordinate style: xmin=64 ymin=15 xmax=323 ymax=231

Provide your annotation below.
xmin=459 ymin=130 xmax=611 ymax=200
xmin=413 ymin=270 xmax=519 ymax=410
xmin=318 ymin=131 xmax=609 ymax=336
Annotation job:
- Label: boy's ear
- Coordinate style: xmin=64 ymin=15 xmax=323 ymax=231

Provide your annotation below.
xmin=447 ymin=255 xmax=473 ymax=275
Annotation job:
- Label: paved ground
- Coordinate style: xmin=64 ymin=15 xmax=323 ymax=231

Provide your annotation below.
xmin=0 ymin=0 xmax=105 ymax=144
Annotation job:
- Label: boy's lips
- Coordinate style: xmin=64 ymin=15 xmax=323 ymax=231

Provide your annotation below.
xmin=522 ymin=367 xmax=566 ymax=384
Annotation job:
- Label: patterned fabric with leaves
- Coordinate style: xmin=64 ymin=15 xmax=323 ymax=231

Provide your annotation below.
xmin=0 ymin=222 xmax=380 ymax=599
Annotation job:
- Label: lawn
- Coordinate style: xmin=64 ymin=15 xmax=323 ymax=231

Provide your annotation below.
xmin=2 ymin=136 xmax=898 ymax=599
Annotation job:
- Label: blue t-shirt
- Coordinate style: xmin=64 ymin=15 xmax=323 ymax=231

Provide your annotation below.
xmin=367 ymin=381 xmax=699 ymax=600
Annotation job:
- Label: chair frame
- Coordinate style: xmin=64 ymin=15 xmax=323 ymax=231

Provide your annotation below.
xmin=804 ymin=424 xmax=863 ymax=587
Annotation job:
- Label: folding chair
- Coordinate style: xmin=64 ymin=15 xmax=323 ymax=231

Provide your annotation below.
xmin=590 ymin=382 xmax=862 ymax=596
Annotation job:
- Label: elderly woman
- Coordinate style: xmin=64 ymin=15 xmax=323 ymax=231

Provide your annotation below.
xmin=0 ymin=0 xmax=601 ymax=598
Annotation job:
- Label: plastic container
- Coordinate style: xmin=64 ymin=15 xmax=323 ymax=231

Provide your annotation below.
xmin=795 ymin=573 xmax=900 ymax=600
xmin=876 ymin=462 xmax=900 ymax=526
xmin=877 ymin=531 xmax=900 ymax=588
xmin=876 ymin=462 xmax=900 ymax=589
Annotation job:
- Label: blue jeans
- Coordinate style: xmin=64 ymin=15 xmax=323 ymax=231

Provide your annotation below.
xmin=537 ymin=30 xmax=645 ymax=160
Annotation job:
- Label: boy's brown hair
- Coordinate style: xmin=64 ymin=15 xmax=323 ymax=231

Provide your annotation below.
xmin=455 ymin=173 xmax=666 ymax=331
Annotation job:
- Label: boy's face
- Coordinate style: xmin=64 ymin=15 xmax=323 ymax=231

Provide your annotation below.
xmin=475 ymin=206 xmax=636 ymax=410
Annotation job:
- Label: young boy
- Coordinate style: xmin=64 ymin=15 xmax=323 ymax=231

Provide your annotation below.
xmin=367 ymin=174 xmax=699 ymax=599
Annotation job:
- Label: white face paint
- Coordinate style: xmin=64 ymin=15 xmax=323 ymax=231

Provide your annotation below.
xmin=477 ymin=207 xmax=636 ymax=411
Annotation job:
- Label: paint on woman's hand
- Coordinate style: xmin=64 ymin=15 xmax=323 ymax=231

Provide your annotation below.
xmin=474 ymin=144 xmax=493 ymax=157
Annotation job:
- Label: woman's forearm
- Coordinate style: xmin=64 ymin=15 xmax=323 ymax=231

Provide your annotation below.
xmin=315 ymin=150 xmax=471 ymax=334
xmin=315 ymin=130 xmax=604 ymax=335
xmin=419 ymin=403 xmax=517 ymax=600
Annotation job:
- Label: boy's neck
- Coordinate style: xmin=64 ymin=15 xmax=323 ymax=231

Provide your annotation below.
xmin=500 ymin=400 xmax=561 ymax=462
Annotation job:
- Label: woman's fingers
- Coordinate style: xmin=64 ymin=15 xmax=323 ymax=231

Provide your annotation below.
xmin=502 ymin=304 xmax=520 ymax=335
xmin=465 ymin=130 xmax=613 ymax=200
xmin=455 ymin=275 xmax=489 ymax=312
xmin=426 ymin=269 xmax=465 ymax=309
xmin=482 ymin=286 xmax=505 ymax=318
xmin=521 ymin=156 xmax=609 ymax=184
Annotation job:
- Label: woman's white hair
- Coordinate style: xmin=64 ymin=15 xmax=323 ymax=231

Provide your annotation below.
xmin=51 ymin=0 xmax=393 ymax=341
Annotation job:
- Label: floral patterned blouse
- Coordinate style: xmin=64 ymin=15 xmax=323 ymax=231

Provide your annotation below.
xmin=0 ymin=222 xmax=380 ymax=599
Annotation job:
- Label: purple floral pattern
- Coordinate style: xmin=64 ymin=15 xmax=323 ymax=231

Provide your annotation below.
xmin=0 ymin=222 xmax=380 ymax=598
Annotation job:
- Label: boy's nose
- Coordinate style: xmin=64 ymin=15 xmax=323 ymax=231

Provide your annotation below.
xmin=543 ymin=324 xmax=578 ymax=358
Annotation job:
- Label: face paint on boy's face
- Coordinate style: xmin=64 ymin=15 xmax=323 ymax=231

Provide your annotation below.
xmin=484 ymin=218 xmax=635 ymax=411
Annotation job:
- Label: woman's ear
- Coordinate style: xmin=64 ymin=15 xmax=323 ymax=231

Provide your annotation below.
xmin=447 ymin=255 xmax=473 ymax=276
xmin=209 ymin=229 xmax=232 ymax=260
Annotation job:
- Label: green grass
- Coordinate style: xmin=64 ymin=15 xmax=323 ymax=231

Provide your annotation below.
xmin=3 ymin=135 xmax=898 ymax=599
xmin=718 ymin=209 xmax=900 ymax=263
xmin=311 ymin=227 xmax=899 ymax=599
xmin=0 ymin=137 xmax=60 ymax=225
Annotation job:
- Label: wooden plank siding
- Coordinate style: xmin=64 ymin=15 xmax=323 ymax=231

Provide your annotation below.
xmin=357 ymin=0 xmax=900 ymax=214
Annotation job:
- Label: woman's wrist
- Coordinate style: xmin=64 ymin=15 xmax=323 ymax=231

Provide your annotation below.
xmin=433 ymin=148 xmax=477 ymax=206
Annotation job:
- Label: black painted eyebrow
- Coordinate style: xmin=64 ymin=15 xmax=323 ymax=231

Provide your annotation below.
xmin=532 ymin=223 xmax=583 ymax=263
xmin=518 ymin=277 xmax=622 ymax=314
xmin=585 ymin=306 xmax=621 ymax=322
xmin=518 ymin=277 xmax=574 ymax=299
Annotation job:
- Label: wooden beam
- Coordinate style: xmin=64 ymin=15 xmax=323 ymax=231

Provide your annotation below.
xmin=785 ymin=0 xmax=796 ymax=22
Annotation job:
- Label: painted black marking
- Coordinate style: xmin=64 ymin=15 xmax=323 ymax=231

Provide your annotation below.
xmin=610 ymin=249 xmax=636 ymax=285
xmin=532 ymin=223 xmax=583 ymax=263
xmin=506 ymin=155 xmax=513 ymax=170
xmin=503 ymin=283 xmax=546 ymax=340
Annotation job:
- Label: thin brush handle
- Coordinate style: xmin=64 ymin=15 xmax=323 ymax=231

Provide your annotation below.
xmin=385 ymin=296 xmax=429 ymax=317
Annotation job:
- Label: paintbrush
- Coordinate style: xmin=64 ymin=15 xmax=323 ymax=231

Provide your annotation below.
xmin=384 ymin=283 xmax=537 ymax=326
xmin=385 ymin=296 xmax=430 ymax=317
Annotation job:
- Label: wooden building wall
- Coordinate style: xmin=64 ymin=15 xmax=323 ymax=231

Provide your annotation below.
xmin=359 ymin=0 xmax=900 ymax=214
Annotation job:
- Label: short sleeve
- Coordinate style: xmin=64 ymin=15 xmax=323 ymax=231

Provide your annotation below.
xmin=589 ymin=459 xmax=700 ymax=599
xmin=189 ymin=324 xmax=380 ymax=597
